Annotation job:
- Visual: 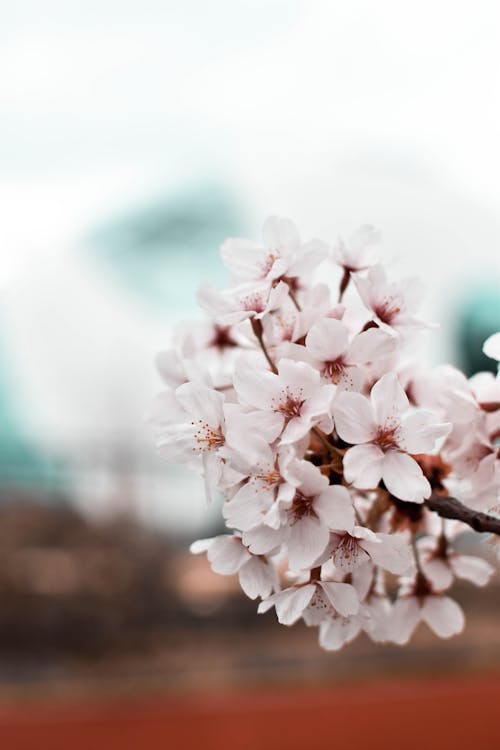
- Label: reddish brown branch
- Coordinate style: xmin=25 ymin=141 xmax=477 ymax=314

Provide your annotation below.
xmin=251 ymin=318 xmax=278 ymax=374
xmin=425 ymin=494 xmax=500 ymax=536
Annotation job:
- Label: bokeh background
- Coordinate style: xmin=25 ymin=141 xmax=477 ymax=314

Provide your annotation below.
xmin=1 ymin=2 xmax=500 ymax=748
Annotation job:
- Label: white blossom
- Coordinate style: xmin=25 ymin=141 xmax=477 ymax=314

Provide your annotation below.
xmin=151 ymin=216 xmax=500 ymax=654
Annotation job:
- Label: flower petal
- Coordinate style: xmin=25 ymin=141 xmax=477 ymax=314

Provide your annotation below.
xmin=348 ymin=328 xmax=397 ymax=365
xmin=258 ymin=584 xmax=315 ymax=625
xmin=223 ymin=483 xmax=274 ymax=531
xmin=204 ymin=536 xmax=250 ymax=574
xmin=370 ymin=372 xmax=409 ymax=426
xmin=278 ymin=358 xmax=321 ymax=400
xmin=391 ymin=597 xmax=421 ymax=644
xmin=399 ymin=411 xmax=451 ymax=454
xmin=176 ymin=381 xmax=225 ymax=428
xmin=361 ymin=532 xmax=414 ymax=575
xmin=319 ymin=581 xmax=359 ymax=617
xmin=319 ymin=617 xmax=361 ymax=651
xmin=314 ymin=486 xmax=355 ymax=531
xmin=382 ymin=451 xmax=431 ymax=502
xmin=450 ymin=555 xmax=494 ymax=587
xmin=233 ymin=362 xmax=281 ymax=410
xmin=333 ymin=392 xmax=376 ymax=444
xmin=243 ymin=524 xmax=285 ymax=556
xmin=343 ymin=444 xmax=384 ymax=489
xmin=305 ymin=318 xmax=349 ymax=362
xmin=239 ymin=557 xmax=276 ymax=600
xmin=421 ymin=596 xmax=465 ymax=638
xmin=287 ymin=516 xmax=330 ymax=570
xmin=483 ymin=331 xmax=500 ymax=361
xmin=420 ymin=556 xmax=453 ymax=591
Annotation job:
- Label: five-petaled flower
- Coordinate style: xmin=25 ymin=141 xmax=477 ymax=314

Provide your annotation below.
xmin=334 ymin=372 xmax=451 ymax=501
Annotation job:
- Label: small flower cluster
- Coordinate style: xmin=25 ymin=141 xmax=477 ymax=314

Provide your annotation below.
xmin=151 ymin=217 xmax=500 ymax=650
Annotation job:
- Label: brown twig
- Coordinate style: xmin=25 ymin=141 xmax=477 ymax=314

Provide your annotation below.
xmin=425 ymin=494 xmax=500 ymax=536
xmin=310 ymin=427 xmax=345 ymax=459
xmin=287 ymin=287 xmax=302 ymax=312
xmin=338 ymin=268 xmax=351 ymax=303
xmin=250 ymin=318 xmax=278 ymax=373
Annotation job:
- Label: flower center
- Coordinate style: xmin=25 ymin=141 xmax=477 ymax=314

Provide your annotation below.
xmin=333 ymin=534 xmax=368 ymax=571
xmin=191 ymin=420 xmax=224 ymax=452
xmin=256 ymin=467 xmax=282 ymax=490
xmin=322 ymin=357 xmax=347 ymax=384
xmin=374 ymin=296 xmax=402 ymax=324
xmin=305 ymin=587 xmax=332 ymax=624
xmin=240 ymin=292 xmax=266 ymax=313
xmin=259 ymin=250 xmax=279 ymax=277
xmin=291 ymin=490 xmax=316 ymax=520
xmin=374 ymin=426 xmax=398 ymax=452
xmin=272 ymin=387 xmax=305 ymax=419
xmin=209 ymin=325 xmax=237 ymax=352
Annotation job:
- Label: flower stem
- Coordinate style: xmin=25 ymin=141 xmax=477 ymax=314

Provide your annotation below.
xmin=338 ymin=268 xmax=350 ymax=303
xmin=288 ymin=287 xmax=302 ymax=312
xmin=250 ymin=318 xmax=278 ymax=374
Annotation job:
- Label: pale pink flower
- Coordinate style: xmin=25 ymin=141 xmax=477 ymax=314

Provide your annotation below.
xmin=330 ymin=526 xmax=413 ymax=575
xmin=262 ymin=284 xmax=332 ymax=349
xmin=302 ymin=317 xmax=397 ymax=389
xmin=258 ymin=578 xmax=359 ymax=625
xmin=174 ymin=319 xmax=242 ymax=386
xmin=333 ymin=372 xmax=450 ymax=502
xmin=233 ymin=357 xmax=335 ymax=445
xmin=320 ymin=559 xmax=394 ymax=645
xmin=409 ymin=365 xmax=478 ymax=424
xmin=417 ymin=536 xmax=494 ymax=590
xmin=156 ymin=381 xmax=227 ymax=500
xmin=391 ymin=592 xmax=464 ymax=644
xmin=353 ymin=265 xmax=428 ymax=332
xmin=220 ymin=216 xmax=327 ymax=285
xmin=190 ymin=535 xmax=277 ymax=600
xmin=197 ymin=279 xmax=289 ymax=326
xmin=242 ymin=461 xmax=355 ymax=570
xmin=449 ymin=453 xmax=500 ymax=511
xmin=333 ymin=225 xmax=381 ymax=272
xmin=222 ymin=440 xmax=297 ymax=532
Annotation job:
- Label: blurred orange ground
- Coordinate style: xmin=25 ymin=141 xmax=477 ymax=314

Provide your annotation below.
xmin=1 ymin=673 xmax=499 ymax=750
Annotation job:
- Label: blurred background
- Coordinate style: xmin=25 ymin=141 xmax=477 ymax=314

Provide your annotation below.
xmin=1 ymin=1 xmax=500 ymax=747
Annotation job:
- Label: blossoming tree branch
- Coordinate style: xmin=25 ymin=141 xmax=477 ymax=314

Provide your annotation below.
xmin=151 ymin=218 xmax=500 ymax=650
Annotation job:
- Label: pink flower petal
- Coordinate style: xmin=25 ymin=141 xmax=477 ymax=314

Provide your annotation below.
xmin=287 ymin=516 xmax=330 ymax=570
xmin=450 ymin=555 xmax=494 ymax=587
xmin=239 ymin=557 xmax=276 ymax=600
xmin=348 ymin=328 xmax=397 ymax=365
xmin=314 ymin=485 xmax=355 ymax=531
xmin=319 ymin=581 xmax=359 ymax=617
xmin=382 ymin=450 xmax=431 ymax=502
xmin=370 ymin=372 xmax=409 ymax=426
xmin=391 ymin=597 xmax=421 ymax=644
xmin=333 ymin=392 xmax=377 ymax=444
xmin=258 ymin=584 xmax=315 ymax=625
xmin=421 ymin=596 xmax=465 ymax=638
xmin=305 ymin=318 xmax=349 ymax=362
xmin=343 ymin=444 xmax=384 ymax=489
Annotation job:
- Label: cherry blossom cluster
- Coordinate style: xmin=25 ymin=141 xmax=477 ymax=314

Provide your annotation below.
xmin=151 ymin=217 xmax=500 ymax=650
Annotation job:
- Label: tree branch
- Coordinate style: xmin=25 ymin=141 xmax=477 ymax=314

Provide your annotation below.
xmin=425 ymin=494 xmax=500 ymax=536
